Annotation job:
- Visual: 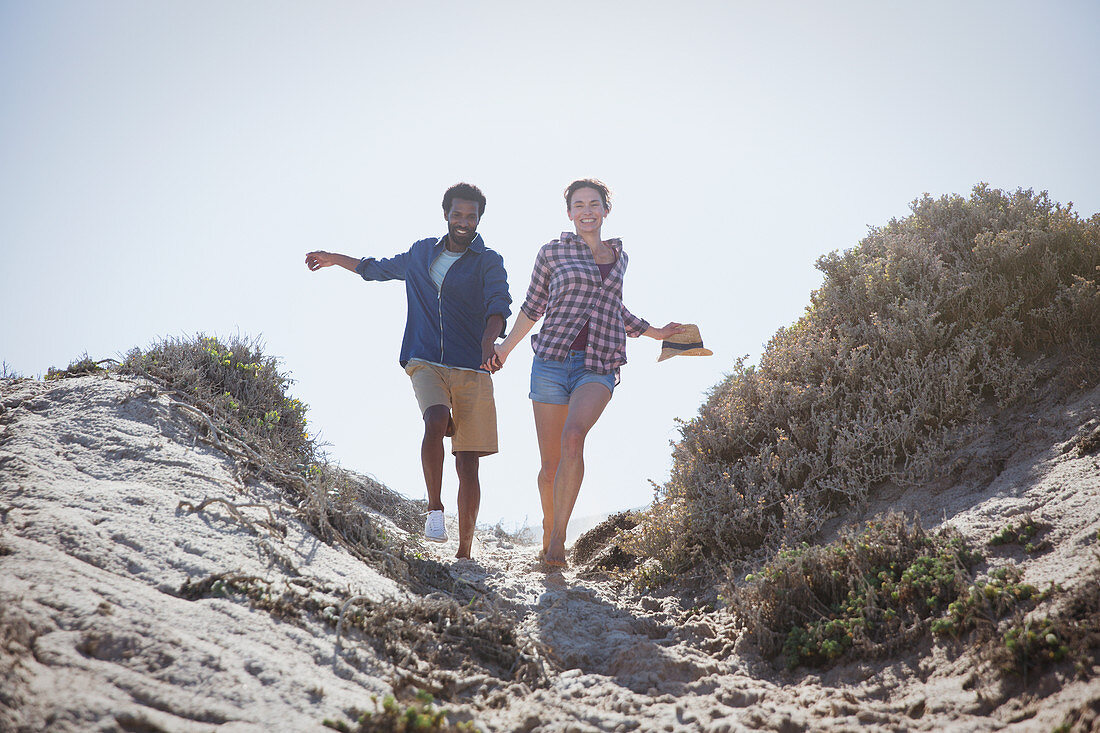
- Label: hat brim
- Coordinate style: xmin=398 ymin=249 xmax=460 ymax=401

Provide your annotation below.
xmin=657 ymin=346 xmax=714 ymax=362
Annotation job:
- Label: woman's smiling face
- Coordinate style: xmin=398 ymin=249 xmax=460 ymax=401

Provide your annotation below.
xmin=567 ymin=187 xmax=609 ymax=235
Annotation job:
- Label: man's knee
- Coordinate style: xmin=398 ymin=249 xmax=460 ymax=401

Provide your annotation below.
xmin=455 ymin=452 xmax=480 ymax=481
xmin=423 ymin=405 xmax=451 ymax=439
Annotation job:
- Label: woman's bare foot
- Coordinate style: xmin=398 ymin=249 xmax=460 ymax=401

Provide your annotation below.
xmin=544 ymin=543 xmax=567 ymax=567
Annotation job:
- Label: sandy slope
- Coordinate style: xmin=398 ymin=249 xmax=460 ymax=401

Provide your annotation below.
xmin=1 ymin=374 xmax=1098 ymax=732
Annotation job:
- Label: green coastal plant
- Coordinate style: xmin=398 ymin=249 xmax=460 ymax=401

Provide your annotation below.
xmin=729 ymin=515 xmax=974 ymax=667
xmin=119 ymin=334 xmax=312 ymax=474
xmin=988 ymin=515 xmax=1053 ymax=554
xmin=1000 ymin=617 xmax=1068 ymax=672
xmin=930 ymin=564 xmax=1048 ymax=639
xmin=988 ymin=565 xmax=1100 ymax=680
xmin=44 ymin=354 xmax=108 ymax=380
xmin=627 ymin=185 xmax=1100 ymax=581
xmin=728 ymin=514 xmax=1059 ymax=670
xmin=323 ymin=690 xmax=479 ymax=733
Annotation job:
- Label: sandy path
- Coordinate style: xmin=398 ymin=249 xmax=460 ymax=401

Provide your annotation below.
xmin=2 ymin=374 xmax=1099 ymax=732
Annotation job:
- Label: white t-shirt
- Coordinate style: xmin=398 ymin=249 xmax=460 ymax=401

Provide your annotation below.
xmin=429 ymin=249 xmax=464 ymax=293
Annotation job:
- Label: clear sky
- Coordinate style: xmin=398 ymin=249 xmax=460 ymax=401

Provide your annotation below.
xmin=3 ymin=1 xmax=1098 ymax=532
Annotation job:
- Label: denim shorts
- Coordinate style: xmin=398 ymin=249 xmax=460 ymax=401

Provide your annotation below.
xmin=529 ymin=352 xmax=616 ymax=404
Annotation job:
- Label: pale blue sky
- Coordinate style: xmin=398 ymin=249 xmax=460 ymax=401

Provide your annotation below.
xmin=3 ymin=1 xmax=1098 ymax=531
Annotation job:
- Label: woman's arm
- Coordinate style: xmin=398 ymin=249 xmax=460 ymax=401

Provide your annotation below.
xmin=622 ymin=304 xmax=684 ymax=340
xmin=484 ymin=246 xmax=550 ymax=370
xmin=492 ymin=311 xmax=539 ymax=367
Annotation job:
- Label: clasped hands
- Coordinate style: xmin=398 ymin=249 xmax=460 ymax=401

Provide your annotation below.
xmin=481 ymin=343 xmax=507 ymax=374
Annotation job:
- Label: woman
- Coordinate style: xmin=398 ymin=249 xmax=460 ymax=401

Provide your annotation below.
xmin=491 ymin=179 xmax=683 ymax=567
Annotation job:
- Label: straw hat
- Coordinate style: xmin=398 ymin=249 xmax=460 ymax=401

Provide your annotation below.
xmin=657 ymin=324 xmax=713 ymax=362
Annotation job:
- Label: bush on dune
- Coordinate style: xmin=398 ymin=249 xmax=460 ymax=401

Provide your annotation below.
xmin=626 ymin=185 xmax=1100 ymax=583
xmin=729 ymin=513 xmax=1064 ymax=673
xmin=114 ymin=334 xmax=421 ymax=577
xmin=119 ymin=334 xmax=314 ymax=474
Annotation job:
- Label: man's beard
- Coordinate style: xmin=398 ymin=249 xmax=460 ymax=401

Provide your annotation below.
xmin=449 ymin=225 xmax=476 ymax=247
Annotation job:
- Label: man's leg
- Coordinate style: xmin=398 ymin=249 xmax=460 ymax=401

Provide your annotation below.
xmin=421 ymin=404 xmax=452 ymax=512
xmin=532 ymin=401 xmax=569 ymax=555
xmin=545 ymin=383 xmax=612 ymax=565
xmin=446 ymin=366 xmax=496 ymax=557
xmin=454 ymin=452 xmax=481 ymax=559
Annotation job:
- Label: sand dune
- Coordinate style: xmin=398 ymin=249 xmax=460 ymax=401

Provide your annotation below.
xmin=2 ymin=373 xmax=1098 ymax=731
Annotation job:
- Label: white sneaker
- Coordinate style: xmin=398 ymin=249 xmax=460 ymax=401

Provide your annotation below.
xmin=424 ymin=510 xmax=448 ymax=543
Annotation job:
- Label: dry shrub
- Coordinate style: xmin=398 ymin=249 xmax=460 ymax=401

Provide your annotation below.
xmin=488 ymin=521 xmax=538 ymax=547
xmin=570 ymin=511 xmax=642 ymax=575
xmin=297 ymin=459 xmax=425 ymax=580
xmin=44 ymin=353 xmax=110 ymax=380
xmin=344 ymin=471 xmax=426 ymax=536
xmin=0 ymin=600 xmax=40 ymax=728
xmin=1054 ymin=696 xmax=1100 ymax=733
xmin=177 ymin=572 xmax=327 ymax=620
xmin=117 ymin=334 xmax=426 ymax=581
xmin=1076 ymin=421 xmax=1100 ymax=457
xmin=344 ymin=597 xmax=546 ymax=691
xmin=177 ymin=571 xmax=544 ymax=691
xmin=629 ymin=186 xmax=1100 ymax=579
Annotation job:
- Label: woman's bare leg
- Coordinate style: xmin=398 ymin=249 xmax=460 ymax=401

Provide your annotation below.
xmin=532 ymin=401 xmax=569 ymax=554
xmin=545 ymin=383 xmax=612 ymax=565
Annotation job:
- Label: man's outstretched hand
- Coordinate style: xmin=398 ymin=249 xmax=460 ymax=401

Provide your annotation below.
xmin=305 ymin=251 xmax=335 ymax=271
xmin=305 ymin=251 xmax=360 ymax=273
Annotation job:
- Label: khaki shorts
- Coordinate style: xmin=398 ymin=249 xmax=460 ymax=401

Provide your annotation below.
xmin=405 ymin=360 xmax=498 ymax=455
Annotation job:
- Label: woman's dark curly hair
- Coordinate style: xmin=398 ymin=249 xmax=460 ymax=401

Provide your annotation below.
xmin=564 ymin=178 xmax=611 ymax=212
xmin=442 ymin=182 xmax=487 ymax=217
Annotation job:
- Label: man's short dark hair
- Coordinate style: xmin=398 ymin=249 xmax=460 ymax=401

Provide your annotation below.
xmin=564 ymin=178 xmax=611 ymax=212
xmin=442 ymin=183 xmax=486 ymax=217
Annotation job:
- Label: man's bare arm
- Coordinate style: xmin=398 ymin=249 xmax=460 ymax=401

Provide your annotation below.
xmin=305 ymin=251 xmax=360 ymax=272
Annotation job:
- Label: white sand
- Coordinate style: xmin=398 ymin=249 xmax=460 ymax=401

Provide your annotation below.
xmin=2 ymin=374 xmax=1098 ymax=732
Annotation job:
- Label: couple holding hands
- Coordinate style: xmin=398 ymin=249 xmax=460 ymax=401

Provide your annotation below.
xmin=305 ymin=179 xmax=707 ymax=568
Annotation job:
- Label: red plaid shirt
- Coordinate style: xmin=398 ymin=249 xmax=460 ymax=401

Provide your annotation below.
xmin=520 ymin=232 xmax=651 ymax=375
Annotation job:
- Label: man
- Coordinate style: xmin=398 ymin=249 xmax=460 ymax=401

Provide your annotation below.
xmin=305 ymin=183 xmax=510 ymax=559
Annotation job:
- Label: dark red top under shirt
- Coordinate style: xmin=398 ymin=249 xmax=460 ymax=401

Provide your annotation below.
xmin=568 ymin=261 xmax=616 ymax=351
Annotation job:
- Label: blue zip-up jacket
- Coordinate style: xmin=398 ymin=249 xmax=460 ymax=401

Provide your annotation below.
xmin=355 ymin=234 xmax=511 ymax=371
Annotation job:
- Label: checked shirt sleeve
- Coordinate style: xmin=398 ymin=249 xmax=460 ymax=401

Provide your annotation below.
xmin=520 ymin=246 xmax=551 ymax=321
xmin=621 ymin=305 xmax=650 ymax=338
